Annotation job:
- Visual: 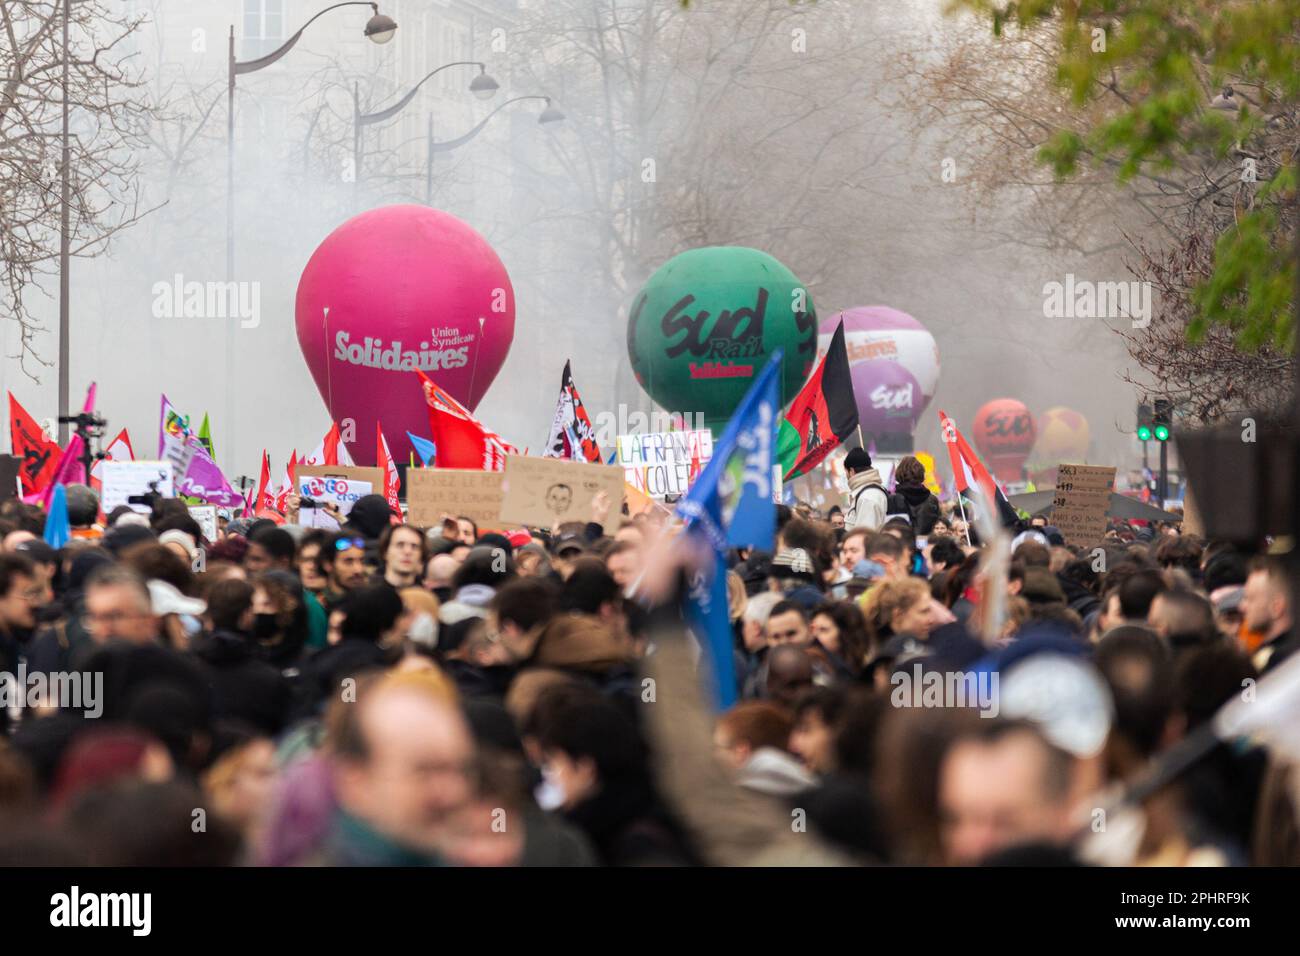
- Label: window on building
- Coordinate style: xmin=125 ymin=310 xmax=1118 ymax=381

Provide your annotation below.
xmin=242 ymin=0 xmax=286 ymax=60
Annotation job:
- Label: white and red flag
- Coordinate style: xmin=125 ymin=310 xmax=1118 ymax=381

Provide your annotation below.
xmin=273 ymin=451 xmax=298 ymax=513
xmin=937 ymin=409 xmax=1018 ymax=527
xmin=89 ymin=428 xmax=135 ymax=492
xmin=543 ymin=361 xmax=602 ymax=463
xmin=302 ymin=422 xmax=355 ymax=467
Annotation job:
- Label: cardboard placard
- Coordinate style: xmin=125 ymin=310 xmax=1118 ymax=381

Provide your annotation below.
xmin=101 ymin=461 xmax=174 ymax=514
xmin=1052 ymin=464 xmax=1116 ymax=545
xmin=295 ymin=465 xmax=383 ymax=530
xmin=188 ymin=505 xmax=218 ymax=542
xmin=616 ymin=429 xmax=714 ymax=498
xmin=499 ymin=455 xmax=625 ymax=531
xmin=405 ymin=468 xmax=513 ymax=529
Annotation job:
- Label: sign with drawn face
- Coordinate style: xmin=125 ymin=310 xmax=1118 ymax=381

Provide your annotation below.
xmin=498 ymin=456 xmax=625 ymax=532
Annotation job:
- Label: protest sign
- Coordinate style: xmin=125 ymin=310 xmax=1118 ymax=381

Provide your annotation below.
xmin=499 ymin=456 xmax=624 ymax=531
xmin=616 ymin=429 xmax=713 ymax=498
xmin=296 ymin=465 xmax=382 ymax=530
xmin=1052 ymin=464 xmax=1116 ymax=545
xmin=406 ymin=468 xmax=514 ymax=529
xmin=101 ymin=461 xmax=174 ymax=514
xmin=188 ymin=505 xmax=218 ymax=542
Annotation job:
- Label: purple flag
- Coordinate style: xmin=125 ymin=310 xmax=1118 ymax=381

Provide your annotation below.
xmin=179 ymin=443 xmax=244 ymax=507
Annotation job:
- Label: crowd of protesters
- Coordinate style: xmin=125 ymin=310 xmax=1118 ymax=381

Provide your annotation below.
xmin=0 ymin=447 xmax=1295 ymax=867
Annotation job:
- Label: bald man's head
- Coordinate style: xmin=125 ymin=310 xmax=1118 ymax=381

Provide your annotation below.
xmin=767 ymin=645 xmax=814 ymax=708
xmin=424 ymin=554 xmax=460 ymax=590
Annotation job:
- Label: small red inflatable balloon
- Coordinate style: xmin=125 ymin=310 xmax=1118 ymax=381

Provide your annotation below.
xmin=295 ymin=205 xmax=515 ymax=465
xmin=972 ymin=398 xmax=1036 ymax=482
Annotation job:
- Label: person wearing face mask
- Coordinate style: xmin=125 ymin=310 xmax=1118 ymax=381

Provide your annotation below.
xmin=250 ymin=571 xmax=311 ymax=672
xmin=397 ymin=587 xmax=440 ymax=659
xmin=523 ymin=683 xmax=694 ymax=866
xmin=192 ymin=578 xmax=292 ymax=736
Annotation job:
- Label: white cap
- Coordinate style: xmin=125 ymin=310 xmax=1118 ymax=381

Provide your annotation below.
xmin=158 ymin=529 xmax=198 ymax=560
xmin=147 ymin=579 xmax=207 ymax=617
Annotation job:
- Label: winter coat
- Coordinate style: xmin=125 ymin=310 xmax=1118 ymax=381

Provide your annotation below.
xmin=846 ymin=469 xmax=889 ymax=532
xmin=192 ymin=629 xmax=292 ymax=735
xmin=889 ymin=481 xmax=941 ymax=535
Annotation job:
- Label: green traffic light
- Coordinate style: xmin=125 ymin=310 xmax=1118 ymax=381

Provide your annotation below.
xmin=1137 ymin=425 xmax=1152 ymax=441
xmin=1154 ymin=424 xmax=1170 ymax=442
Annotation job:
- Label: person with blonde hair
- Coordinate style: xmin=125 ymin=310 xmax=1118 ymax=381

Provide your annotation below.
xmin=861 ymin=576 xmax=951 ymax=646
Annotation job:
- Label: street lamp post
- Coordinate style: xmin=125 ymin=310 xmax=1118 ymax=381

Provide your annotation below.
xmin=423 ymin=96 xmax=564 ymax=196
xmin=353 ymin=62 xmax=499 ymax=184
xmin=224 ymin=2 xmax=394 ymax=468
xmin=57 ymin=0 xmax=71 ymax=444
xmin=430 ymin=94 xmax=564 ymax=156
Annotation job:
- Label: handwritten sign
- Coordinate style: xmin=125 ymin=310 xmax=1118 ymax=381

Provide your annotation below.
xmin=616 ymin=429 xmax=713 ymax=498
xmin=499 ymin=456 xmax=625 ymax=531
xmin=188 ymin=505 xmax=218 ymax=542
xmin=1052 ymin=464 xmax=1116 ymax=545
xmin=101 ymin=461 xmax=174 ymax=514
xmin=406 ymin=468 xmax=512 ymax=529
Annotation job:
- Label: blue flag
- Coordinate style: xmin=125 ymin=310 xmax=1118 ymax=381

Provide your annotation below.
xmin=44 ymin=484 xmax=71 ymax=549
xmin=675 ymin=353 xmax=781 ymax=709
xmin=406 ymin=432 xmax=437 ymax=467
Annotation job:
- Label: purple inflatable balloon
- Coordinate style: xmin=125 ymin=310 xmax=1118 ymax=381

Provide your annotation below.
xmin=818 ymin=306 xmax=940 ymax=435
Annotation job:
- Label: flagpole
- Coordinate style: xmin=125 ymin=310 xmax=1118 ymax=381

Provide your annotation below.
xmin=956 ymin=492 xmax=972 ymax=547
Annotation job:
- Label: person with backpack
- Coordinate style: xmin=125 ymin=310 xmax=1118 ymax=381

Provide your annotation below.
xmin=887 ymin=456 xmax=941 ymax=535
xmin=844 ymin=448 xmax=889 ymax=533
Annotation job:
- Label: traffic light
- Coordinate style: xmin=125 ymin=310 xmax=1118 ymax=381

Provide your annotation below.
xmin=1136 ymin=403 xmax=1154 ymax=442
xmin=1153 ymin=399 xmax=1172 ymax=442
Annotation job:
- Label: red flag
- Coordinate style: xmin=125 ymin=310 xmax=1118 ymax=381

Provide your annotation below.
xmin=254 ymin=451 xmax=273 ymax=513
xmin=416 ymin=370 xmax=517 ymax=470
xmin=376 ymin=423 xmax=401 ymax=517
xmin=30 ymin=383 xmax=97 ymax=507
xmin=9 ymin=393 xmax=60 ymax=495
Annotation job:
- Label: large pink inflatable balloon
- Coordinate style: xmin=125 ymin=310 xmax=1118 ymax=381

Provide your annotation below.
xmin=296 ymin=205 xmax=515 ymax=465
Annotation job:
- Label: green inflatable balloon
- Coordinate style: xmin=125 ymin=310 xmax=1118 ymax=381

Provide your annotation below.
xmin=627 ymin=246 xmax=817 ymax=431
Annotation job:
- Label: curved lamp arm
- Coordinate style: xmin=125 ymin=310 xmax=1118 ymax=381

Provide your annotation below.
xmin=429 ymin=96 xmax=552 ymax=153
xmin=234 ymin=1 xmax=379 ymax=75
xmin=358 ymin=62 xmax=487 ymax=126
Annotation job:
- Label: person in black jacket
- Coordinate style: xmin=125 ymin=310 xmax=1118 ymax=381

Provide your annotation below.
xmin=299 ymin=584 xmax=405 ymax=718
xmin=192 ymin=578 xmax=291 ymax=736
xmin=887 ymin=456 xmax=941 ymax=536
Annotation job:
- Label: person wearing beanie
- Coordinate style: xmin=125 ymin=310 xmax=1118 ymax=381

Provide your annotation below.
xmin=342 ymin=494 xmax=394 ymax=543
xmin=843 ymin=448 xmax=888 ymax=534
